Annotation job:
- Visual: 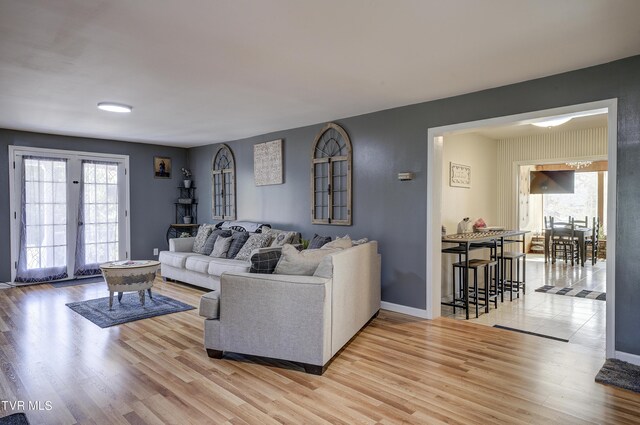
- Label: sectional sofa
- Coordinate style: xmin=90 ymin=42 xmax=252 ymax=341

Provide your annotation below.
xmin=200 ymin=241 xmax=381 ymax=374
xmin=159 ymin=222 xmax=382 ymax=374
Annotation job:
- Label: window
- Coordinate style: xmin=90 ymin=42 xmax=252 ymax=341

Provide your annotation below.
xmin=212 ymin=144 xmax=236 ymax=220
xmin=543 ymin=171 xmax=607 ymax=235
xmin=311 ymin=123 xmax=352 ymax=225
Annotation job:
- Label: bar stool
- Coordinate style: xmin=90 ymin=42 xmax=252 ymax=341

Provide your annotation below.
xmin=441 ymin=245 xmax=483 ymax=316
xmin=452 ymin=259 xmax=498 ymax=318
xmin=500 ymin=251 xmax=526 ymax=301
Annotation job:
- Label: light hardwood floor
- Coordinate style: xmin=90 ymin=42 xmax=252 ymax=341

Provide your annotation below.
xmin=1 ymin=278 xmax=639 ymax=425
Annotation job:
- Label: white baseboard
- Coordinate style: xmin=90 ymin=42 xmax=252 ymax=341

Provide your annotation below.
xmin=615 ymin=350 xmax=640 ymax=366
xmin=380 ymin=301 xmax=430 ymax=319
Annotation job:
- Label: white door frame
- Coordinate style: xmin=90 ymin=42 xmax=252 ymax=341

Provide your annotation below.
xmin=426 ymin=99 xmax=617 ymax=359
xmin=8 ymin=146 xmax=131 ymax=283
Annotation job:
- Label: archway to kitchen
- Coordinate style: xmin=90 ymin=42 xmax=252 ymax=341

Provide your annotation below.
xmin=425 ymin=99 xmax=617 ymax=358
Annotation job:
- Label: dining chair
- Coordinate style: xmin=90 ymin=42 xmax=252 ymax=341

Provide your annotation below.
xmin=585 ymin=217 xmax=600 ymax=265
xmin=572 ymin=216 xmax=588 ymax=228
xmin=551 ymin=219 xmax=579 ymax=266
xmin=544 ymin=216 xmax=559 ymax=263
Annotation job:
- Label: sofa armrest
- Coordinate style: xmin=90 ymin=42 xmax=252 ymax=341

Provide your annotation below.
xmin=219 ymin=272 xmax=332 ymax=365
xmin=169 ymin=237 xmax=195 ymax=252
xmin=328 ymin=241 xmax=381 ymax=356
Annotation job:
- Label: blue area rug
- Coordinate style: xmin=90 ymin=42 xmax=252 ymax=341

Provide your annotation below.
xmin=0 ymin=413 xmax=29 ymax=424
xmin=66 ymin=293 xmax=195 ymax=328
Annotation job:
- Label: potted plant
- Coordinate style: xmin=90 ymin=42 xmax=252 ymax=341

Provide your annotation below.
xmin=181 ymin=167 xmax=192 ymax=188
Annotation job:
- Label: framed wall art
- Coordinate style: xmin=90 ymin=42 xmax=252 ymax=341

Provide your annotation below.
xmin=154 ymin=156 xmax=171 ymax=179
xmin=450 ymin=162 xmax=470 ymax=188
xmin=254 ymin=139 xmax=283 ymax=186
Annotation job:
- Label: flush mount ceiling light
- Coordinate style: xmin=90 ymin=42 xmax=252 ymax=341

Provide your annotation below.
xmin=531 ymin=117 xmax=573 ymax=128
xmin=529 ymin=107 xmax=607 ymax=129
xmin=97 ymin=102 xmax=132 ymax=113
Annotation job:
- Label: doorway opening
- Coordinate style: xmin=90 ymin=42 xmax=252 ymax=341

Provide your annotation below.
xmin=426 ymin=99 xmax=617 ymax=358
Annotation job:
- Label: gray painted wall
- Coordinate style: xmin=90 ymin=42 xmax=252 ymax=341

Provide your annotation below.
xmin=189 ymin=55 xmax=640 ymax=355
xmin=0 ymin=129 xmax=188 ymax=282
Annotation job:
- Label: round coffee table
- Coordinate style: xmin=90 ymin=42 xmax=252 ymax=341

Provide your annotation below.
xmin=99 ymin=260 xmax=161 ymax=309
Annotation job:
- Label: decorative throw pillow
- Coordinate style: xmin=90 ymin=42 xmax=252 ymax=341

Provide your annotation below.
xmin=313 ymin=255 xmax=334 ymax=278
xmin=308 ymin=234 xmax=332 ymax=249
xmin=249 ymin=250 xmax=282 ymax=274
xmin=210 ymin=235 xmax=233 ymax=258
xmin=322 ymin=235 xmax=352 ymax=250
xmin=352 ymin=237 xmax=369 ymax=246
xmin=200 ymin=229 xmax=232 ymax=255
xmin=270 ymin=231 xmax=297 ymax=247
xmin=192 ymin=225 xmax=214 ymax=254
xmin=274 ymin=244 xmax=340 ymax=276
xmin=227 ymin=231 xmax=250 ymax=259
xmin=234 ymin=233 xmax=273 ymax=261
xmin=264 ymin=227 xmax=282 ymax=238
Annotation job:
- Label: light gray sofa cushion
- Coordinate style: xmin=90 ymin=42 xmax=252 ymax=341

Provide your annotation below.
xmin=207 ymin=258 xmax=251 ymax=277
xmin=199 ymin=291 xmax=220 ymax=319
xmin=185 ymin=255 xmax=213 ymax=274
xmin=159 ymin=251 xmax=194 ymax=268
xmin=274 ymin=244 xmax=340 ymax=276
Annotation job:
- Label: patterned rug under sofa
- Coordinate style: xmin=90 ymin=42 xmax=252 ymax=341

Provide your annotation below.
xmin=66 ymin=293 xmax=195 ymax=328
xmin=535 ymin=285 xmax=606 ymax=301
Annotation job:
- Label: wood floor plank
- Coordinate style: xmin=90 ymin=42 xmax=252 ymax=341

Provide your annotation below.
xmin=1 ymin=277 xmax=639 ymax=424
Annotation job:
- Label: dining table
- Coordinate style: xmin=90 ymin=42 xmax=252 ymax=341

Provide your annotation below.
xmin=544 ymin=226 xmax=591 ymax=266
xmin=442 ymin=229 xmax=528 ymax=319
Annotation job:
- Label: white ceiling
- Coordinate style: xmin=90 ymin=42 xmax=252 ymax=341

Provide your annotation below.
xmin=1 ymin=1 xmax=639 ymax=148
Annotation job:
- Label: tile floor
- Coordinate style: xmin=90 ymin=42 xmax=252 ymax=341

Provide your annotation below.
xmin=442 ymin=254 xmax=607 ymax=354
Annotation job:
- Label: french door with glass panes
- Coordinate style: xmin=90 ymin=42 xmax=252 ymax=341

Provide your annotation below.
xmin=9 ymin=147 xmax=129 ymax=283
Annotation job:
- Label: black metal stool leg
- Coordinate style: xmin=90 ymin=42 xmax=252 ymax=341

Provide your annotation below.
xmin=484 ymin=265 xmax=490 ymax=313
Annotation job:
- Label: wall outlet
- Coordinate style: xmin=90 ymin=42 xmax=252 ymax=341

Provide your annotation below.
xmin=153 ymin=248 xmax=159 ymax=256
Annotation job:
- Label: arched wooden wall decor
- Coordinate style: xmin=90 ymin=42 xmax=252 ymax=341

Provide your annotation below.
xmin=311 ymin=123 xmax=352 ymax=225
xmin=212 ymin=144 xmax=236 ymax=220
